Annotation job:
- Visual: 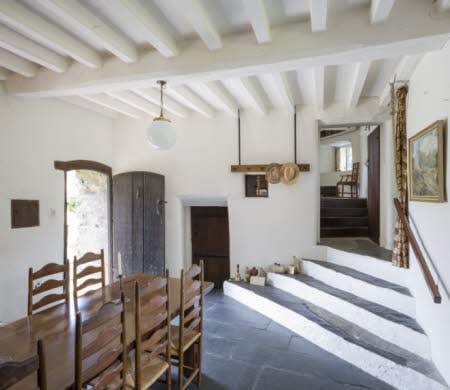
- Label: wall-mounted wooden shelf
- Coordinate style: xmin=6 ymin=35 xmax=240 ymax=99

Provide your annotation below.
xmin=230 ymin=164 xmax=310 ymax=173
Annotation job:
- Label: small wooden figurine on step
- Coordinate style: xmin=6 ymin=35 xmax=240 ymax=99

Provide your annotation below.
xmin=244 ymin=267 xmax=251 ymax=282
xmin=234 ymin=264 xmax=242 ymax=281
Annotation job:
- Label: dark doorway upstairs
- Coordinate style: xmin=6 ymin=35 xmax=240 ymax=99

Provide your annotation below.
xmin=191 ymin=206 xmax=230 ymax=289
xmin=320 ymin=197 xmax=369 ymax=238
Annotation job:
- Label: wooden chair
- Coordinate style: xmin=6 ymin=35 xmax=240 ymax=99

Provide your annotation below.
xmin=171 ymin=261 xmax=204 ymax=390
xmin=337 ymin=162 xmax=360 ymax=198
xmin=132 ymin=273 xmax=171 ymax=390
xmin=74 ymin=291 xmax=128 ymax=390
xmin=28 ymin=262 xmax=70 ymax=316
xmin=73 ymin=250 xmax=106 ymax=301
xmin=0 ymin=339 xmax=46 ymax=389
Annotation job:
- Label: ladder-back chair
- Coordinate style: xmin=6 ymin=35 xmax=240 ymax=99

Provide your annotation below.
xmin=172 ymin=260 xmax=204 ymax=390
xmin=337 ymin=162 xmax=360 ymax=198
xmin=133 ymin=273 xmax=171 ymax=389
xmin=73 ymin=250 xmax=106 ymax=301
xmin=0 ymin=339 xmax=46 ymax=390
xmin=74 ymin=292 xmax=127 ymax=390
xmin=28 ymin=262 xmax=70 ymax=315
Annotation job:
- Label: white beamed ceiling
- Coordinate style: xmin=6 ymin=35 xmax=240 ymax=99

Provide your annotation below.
xmin=1 ymin=0 xmax=449 ymax=119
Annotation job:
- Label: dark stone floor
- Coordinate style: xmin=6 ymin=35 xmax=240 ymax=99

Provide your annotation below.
xmin=320 ymin=237 xmax=393 ymax=261
xmin=154 ymin=290 xmax=395 ymax=390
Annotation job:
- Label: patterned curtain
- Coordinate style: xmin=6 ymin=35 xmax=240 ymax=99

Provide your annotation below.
xmin=392 ymin=86 xmax=409 ymax=268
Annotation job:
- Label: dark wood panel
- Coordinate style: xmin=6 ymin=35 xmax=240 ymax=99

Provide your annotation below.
xmin=368 ymin=127 xmax=380 ymax=244
xmin=191 ymin=207 xmax=229 ymax=288
xmin=132 ymin=173 xmax=144 ymax=274
xmin=113 ymin=173 xmax=134 ymax=276
xmin=11 ymin=200 xmax=39 ymax=228
xmin=143 ymin=173 xmax=165 ymax=276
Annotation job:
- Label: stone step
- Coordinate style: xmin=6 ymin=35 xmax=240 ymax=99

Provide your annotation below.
xmin=322 ymin=244 xmax=408 ymax=287
xmin=267 ymin=272 xmax=430 ymax=359
xmin=224 ymin=281 xmax=448 ymax=390
xmin=320 ymin=226 xmax=369 ymax=237
xmin=321 ymin=198 xmax=367 ymax=208
xmin=301 ymin=259 xmax=416 ymax=318
xmin=321 ymin=207 xmax=368 ymax=217
xmin=320 ymin=216 xmax=369 ymax=227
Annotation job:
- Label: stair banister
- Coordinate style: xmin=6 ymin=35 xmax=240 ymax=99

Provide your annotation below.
xmin=393 ymin=198 xmax=441 ymax=304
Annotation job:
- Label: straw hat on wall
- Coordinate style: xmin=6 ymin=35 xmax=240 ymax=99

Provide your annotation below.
xmin=265 ymin=163 xmax=282 ymax=184
xmin=280 ymin=162 xmax=300 ymax=185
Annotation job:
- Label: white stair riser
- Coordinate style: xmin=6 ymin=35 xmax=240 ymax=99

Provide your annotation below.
xmin=324 ymin=246 xmax=410 ymax=288
xmin=302 ymin=261 xmax=416 ymax=318
xmin=224 ymin=282 xmax=446 ymax=390
xmin=267 ymin=273 xmax=430 ymax=360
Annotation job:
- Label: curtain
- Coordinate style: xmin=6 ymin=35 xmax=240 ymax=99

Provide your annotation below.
xmin=392 ymin=86 xmax=409 ymax=268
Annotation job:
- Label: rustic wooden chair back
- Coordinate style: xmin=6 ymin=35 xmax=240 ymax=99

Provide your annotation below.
xmin=74 ymin=292 xmax=127 ymax=390
xmin=351 ymin=162 xmax=360 ymax=182
xmin=28 ymin=262 xmax=70 ymax=316
xmin=73 ymin=250 xmax=106 ymax=301
xmin=176 ymin=260 xmax=204 ymax=390
xmin=134 ymin=273 xmax=171 ymax=389
xmin=0 ymin=339 xmax=47 ymax=390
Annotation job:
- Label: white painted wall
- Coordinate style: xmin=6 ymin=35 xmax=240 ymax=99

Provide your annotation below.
xmin=0 ymin=95 xmax=113 ymax=322
xmin=112 ymin=99 xmax=384 ymax=277
xmin=406 ymin=47 xmax=450 ymax=384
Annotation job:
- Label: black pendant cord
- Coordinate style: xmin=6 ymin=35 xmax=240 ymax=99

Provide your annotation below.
xmin=294 ymin=105 xmax=298 ymax=164
xmin=238 ymin=108 xmax=241 ymax=165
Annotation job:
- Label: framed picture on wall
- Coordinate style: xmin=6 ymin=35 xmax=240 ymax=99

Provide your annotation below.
xmin=408 ymin=120 xmax=446 ymax=203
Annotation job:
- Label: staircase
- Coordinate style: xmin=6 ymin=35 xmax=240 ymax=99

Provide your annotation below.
xmin=320 ymin=197 xmax=369 ymax=238
xmin=223 ymin=248 xmax=448 ymax=390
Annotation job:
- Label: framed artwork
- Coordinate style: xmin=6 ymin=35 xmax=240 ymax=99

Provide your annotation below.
xmin=408 ymin=120 xmax=446 ymax=202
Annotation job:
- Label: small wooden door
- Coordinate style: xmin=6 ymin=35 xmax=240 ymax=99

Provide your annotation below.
xmin=191 ymin=207 xmax=229 ymax=289
xmin=368 ymin=127 xmax=380 ymax=243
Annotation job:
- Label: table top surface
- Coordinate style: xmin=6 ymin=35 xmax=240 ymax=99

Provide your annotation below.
xmin=0 ymin=274 xmax=213 ymax=390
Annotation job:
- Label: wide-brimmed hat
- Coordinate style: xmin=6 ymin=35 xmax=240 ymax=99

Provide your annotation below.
xmin=265 ymin=163 xmax=281 ymax=184
xmin=280 ymin=162 xmax=300 ymax=185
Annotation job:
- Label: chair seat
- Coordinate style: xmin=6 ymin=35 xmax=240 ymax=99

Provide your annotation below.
xmin=126 ymin=352 xmax=169 ymax=389
xmin=170 ymin=326 xmax=201 ymax=356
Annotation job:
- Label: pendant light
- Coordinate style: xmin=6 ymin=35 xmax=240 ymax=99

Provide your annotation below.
xmin=146 ymin=80 xmax=176 ymax=150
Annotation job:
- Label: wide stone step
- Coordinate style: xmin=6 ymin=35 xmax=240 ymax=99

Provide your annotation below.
xmin=267 ymin=272 xmax=430 ymax=359
xmin=321 ymin=216 xmax=369 ymax=227
xmin=224 ymin=281 xmax=448 ymax=390
xmin=301 ymin=259 xmax=416 ymax=318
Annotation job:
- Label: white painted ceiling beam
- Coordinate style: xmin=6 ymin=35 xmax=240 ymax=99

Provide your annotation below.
xmin=310 ymin=0 xmax=327 ymax=32
xmin=6 ymin=0 xmax=450 ymax=97
xmin=244 ymin=0 xmax=271 ymax=43
xmin=0 ymin=25 xmax=69 ymax=73
xmin=107 ymin=90 xmax=160 ymax=116
xmin=59 ymin=95 xmax=118 ymax=119
xmin=203 ymin=81 xmax=239 ymax=117
xmin=379 ymin=54 xmax=424 ymax=106
xmin=231 ymin=77 xmax=268 ymax=115
xmin=0 ymin=67 xmax=9 ymax=80
xmin=185 ymin=0 xmax=222 ymax=50
xmin=314 ymin=66 xmax=325 ymax=110
xmin=271 ymin=73 xmax=294 ymax=112
xmin=347 ymin=62 xmax=370 ymax=108
xmin=0 ymin=47 xmax=38 ymax=77
xmin=35 ymin=0 xmax=138 ymax=63
xmin=133 ymin=88 xmax=190 ymax=118
xmin=115 ymin=0 xmax=178 ymax=57
xmin=166 ymin=85 xmax=215 ymax=118
xmin=370 ymin=0 xmax=396 ymax=24
xmin=81 ymin=94 xmax=142 ymax=118
xmin=0 ymin=0 xmax=101 ymax=68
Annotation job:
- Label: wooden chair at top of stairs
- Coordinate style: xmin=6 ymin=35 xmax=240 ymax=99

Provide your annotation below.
xmin=337 ymin=162 xmax=360 ymax=198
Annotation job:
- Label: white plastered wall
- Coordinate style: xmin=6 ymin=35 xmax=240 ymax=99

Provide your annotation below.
xmin=0 ymin=95 xmax=113 ymax=322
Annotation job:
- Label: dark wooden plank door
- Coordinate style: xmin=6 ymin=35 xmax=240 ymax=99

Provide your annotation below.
xmin=113 ymin=173 xmax=134 ymax=276
xmin=143 ymin=172 xmax=165 ymax=276
xmin=191 ymin=207 xmax=229 ymax=289
xmin=368 ymin=127 xmax=380 ymax=244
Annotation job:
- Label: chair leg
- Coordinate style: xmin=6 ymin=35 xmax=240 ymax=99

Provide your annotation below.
xmin=166 ymin=365 xmax=172 ymax=390
xmin=178 ymin=353 xmax=184 ymax=390
xmin=196 ymin=341 xmax=202 ymax=386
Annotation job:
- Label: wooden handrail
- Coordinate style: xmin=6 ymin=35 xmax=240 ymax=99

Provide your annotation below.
xmin=393 ymin=198 xmax=441 ymax=303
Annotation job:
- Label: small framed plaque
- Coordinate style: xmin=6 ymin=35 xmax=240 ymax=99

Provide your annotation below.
xmin=11 ymin=199 xmax=40 ymax=228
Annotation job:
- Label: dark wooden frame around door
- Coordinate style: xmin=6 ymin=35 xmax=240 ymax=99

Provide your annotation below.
xmin=367 ymin=127 xmax=380 ymax=244
xmin=54 ymin=160 xmax=113 ymax=281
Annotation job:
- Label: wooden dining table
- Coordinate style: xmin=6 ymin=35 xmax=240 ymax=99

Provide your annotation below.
xmin=0 ymin=274 xmax=213 ymax=389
